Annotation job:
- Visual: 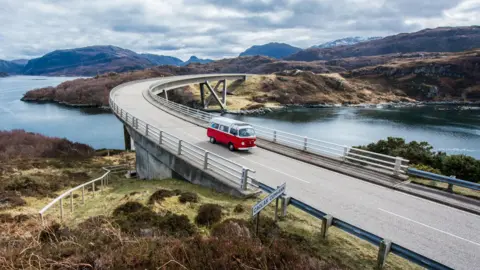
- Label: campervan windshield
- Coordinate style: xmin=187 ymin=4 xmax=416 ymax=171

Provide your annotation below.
xmin=239 ymin=128 xmax=255 ymax=137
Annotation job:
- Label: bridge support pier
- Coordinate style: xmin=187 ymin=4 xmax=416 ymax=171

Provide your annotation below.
xmin=200 ymin=79 xmax=227 ymax=110
xmin=123 ymin=125 xmax=131 ymax=151
xmin=125 ymin=125 xmax=255 ymax=197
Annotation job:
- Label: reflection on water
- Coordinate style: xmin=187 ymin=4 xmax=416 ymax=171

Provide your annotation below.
xmin=2 ymin=76 xmax=480 ymax=158
xmin=227 ymin=106 xmax=480 ymax=159
xmin=0 ymin=76 xmax=123 ymax=149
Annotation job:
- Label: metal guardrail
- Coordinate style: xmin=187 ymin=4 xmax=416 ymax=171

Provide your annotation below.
xmin=407 ymin=168 xmax=480 ymax=191
xmin=109 ymin=97 xmax=255 ymax=191
xmin=38 ymin=164 xmax=129 ymax=225
xmin=256 ymin=182 xmax=453 ymax=270
xmin=147 ymin=86 xmax=409 ymax=176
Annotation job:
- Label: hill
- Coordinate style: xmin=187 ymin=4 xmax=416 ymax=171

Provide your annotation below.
xmin=239 ymin=42 xmax=302 ymax=59
xmin=0 ymin=59 xmax=23 ymax=74
xmin=180 ymin=55 xmax=213 ymax=66
xmin=285 ymin=26 xmax=480 ymax=61
xmin=140 ymin=53 xmax=184 ymax=66
xmin=10 ymin=59 xmax=29 ymax=66
xmin=343 ymin=49 xmax=480 ymax=102
xmin=22 ymin=45 xmax=155 ymax=76
xmin=22 ymin=49 xmax=480 ymax=109
xmin=312 ymin=37 xmax=382 ymax=48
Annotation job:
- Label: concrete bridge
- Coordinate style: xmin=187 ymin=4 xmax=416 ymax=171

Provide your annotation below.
xmin=110 ymin=74 xmax=480 ymax=270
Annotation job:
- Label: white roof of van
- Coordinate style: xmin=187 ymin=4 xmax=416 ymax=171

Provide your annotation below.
xmin=211 ymin=117 xmax=249 ymax=126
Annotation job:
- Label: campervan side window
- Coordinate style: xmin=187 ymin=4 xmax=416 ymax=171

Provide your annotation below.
xmin=230 ymin=128 xmax=238 ymax=136
xmin=221 ymin=125 xmax=229 ymax=133
xmin=211 ymin=123 xmax=219 ymax=129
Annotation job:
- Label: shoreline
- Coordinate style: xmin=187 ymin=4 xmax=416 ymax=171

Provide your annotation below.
xmin=21 ymin=97 xmax=111 ymax=110
xmin=224 ymin=101 xmax=480 ymax=115
xmin=20 ymin=96 xmax=480 ymax=115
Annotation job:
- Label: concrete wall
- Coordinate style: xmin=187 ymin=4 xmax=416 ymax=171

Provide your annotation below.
xmin=126 ymin=126 xmax=254 ymax=198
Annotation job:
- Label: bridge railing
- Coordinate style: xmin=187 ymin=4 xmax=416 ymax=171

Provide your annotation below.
xmin=148 ymin=90 xmax=409 ymax=176
xmin=110 ymin=99 xmax=255 ymax=190
xmin=407 ymin=168 xmax=480 ymax=191
xmin=257 ymin=182 xmax=452 ymax=270
xmin=38 ymin=164 xmax=130 ymax=225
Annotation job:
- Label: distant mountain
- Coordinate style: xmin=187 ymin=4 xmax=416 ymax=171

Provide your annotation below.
xmin=140 ymin=54 xmax=184 ymax=66
xmin=180 ymin=56 xmax=213 ymax=66
xmin=285 ymin=26 xmax=480 ymax=61
xmin=312 ymin=37 xmax=382 ymax=48
xmin=239 ymin=42 xmax=302 ymax=59
xmin=10 ymin=59 xmax=29 ymax=66
xmin=23 ymin=45 xmax=154 ymax=76
xmin=0 ymin=59 xmax=23 ymax=74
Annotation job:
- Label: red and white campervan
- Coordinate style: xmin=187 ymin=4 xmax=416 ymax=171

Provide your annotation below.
xmin=207 ymin=117 xmax=256 ymax=151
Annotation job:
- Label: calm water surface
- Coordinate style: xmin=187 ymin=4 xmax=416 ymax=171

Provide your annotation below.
xmin=1 ymin=76 xmax=480 ymax=158
xmin=227 ymin=106 xmax=480 ymax=159
xmin=0 ymin=76 xmax=123 ymax=149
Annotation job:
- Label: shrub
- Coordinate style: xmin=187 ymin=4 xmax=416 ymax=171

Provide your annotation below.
xmin=211 ymin=218 xmax=251 ymax=238
xmin=195 ymin=204 xmax=222 ymax=227
xmin=39 ymin=223 xmax=71 ymax=243
xmin=0 ymin=130 xmax=94 ymax=161
xmin=113 ymin=202 xmax=159 ymax=234
xmin=359 ymin=137 xmax=480 ymax=183
xmin=412 ymin=164 xmax=442 ymax=174
xmin=157 ymin=213 xmax=196 ymax=237
xmin=178 ymin=192 xmax=199 ymax=204
xmin=148 ymin=189 xmax=176 ymax=204
xmin=0 ymin=213 xmax=14 ymax=223
xmin=113 ymin=201 xmax=149 ymax=216
xmin=442 ymin=155 xmax=480 ymax=183
xmin=0 ymin=191 xmax=27 ymax=209
xmin=233 ymin=204 xmax=245 ymax=213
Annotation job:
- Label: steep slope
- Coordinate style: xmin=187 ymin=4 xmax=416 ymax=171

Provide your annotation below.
xmin=0 ymin=60 xmax=23 ymax=74
xmin=286 ymin=26 xmax=480 ymax=61
xmin=312 ymin=37 xmax=382 ymax=48
xmin=343 ymin=49 xmax=480 ymax=101
xmin=140 ymin=53 xmax=184 ymax=66
xmin=22 ymin=45 xmax=154 ymax=76
xmin=239 ymin=42 xmax=302 ymax=59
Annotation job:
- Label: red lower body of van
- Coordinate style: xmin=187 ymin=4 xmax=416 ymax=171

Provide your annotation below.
xmin=207 ymin=128 xmax=256 ymax=150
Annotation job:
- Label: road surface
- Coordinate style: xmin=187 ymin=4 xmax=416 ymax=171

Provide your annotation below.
xmin=112 ymin=78 xmax=480 ymax=269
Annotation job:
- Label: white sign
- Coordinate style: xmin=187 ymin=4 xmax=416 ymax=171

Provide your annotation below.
xmin=252 ymin=183 xmax=286 ymax=217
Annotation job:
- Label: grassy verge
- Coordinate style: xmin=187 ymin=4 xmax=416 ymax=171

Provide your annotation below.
xmin=410 ymin=177 xmax=480 ymax=200
xmin=46 ymin=178 xmax=421 ymax=270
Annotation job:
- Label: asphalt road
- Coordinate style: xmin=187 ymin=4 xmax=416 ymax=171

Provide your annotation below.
xmin=112 ymin=78 xmax=480 ymax=270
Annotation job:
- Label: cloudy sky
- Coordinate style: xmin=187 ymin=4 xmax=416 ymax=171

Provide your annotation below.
xmin=0 ymin=0 xmax=478 ymax=61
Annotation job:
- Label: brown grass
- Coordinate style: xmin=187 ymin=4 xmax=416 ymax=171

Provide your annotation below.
xmin=0 ymin=130 xmax=94 ymax=161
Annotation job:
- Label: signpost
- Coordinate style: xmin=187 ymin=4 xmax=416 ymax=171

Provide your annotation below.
xmin=252 ymin=183 xmax=286 ymax=235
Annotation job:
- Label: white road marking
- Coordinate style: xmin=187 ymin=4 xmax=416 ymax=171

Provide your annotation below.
xmin=237 ymin=156 xmax=311 ymax=183
xmin=392 ymin=190 xmax=480 ymax=219
xmin=378 ymin=208 xmax=480 ymax=247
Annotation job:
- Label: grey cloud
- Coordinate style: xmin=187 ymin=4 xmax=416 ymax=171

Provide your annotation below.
xmin=149 ymin=45 xmax=184 ymax=51
xmin=0 ymin=0 xmax=477 ymax=60
xmin=112 ymin=24 xmax=170 ymax=33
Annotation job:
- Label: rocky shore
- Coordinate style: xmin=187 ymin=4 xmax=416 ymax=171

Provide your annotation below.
xmin=225 ymin=101 xmax=480 ymax=115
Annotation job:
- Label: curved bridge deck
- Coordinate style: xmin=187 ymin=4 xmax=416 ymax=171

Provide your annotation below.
xmin=111 ymin=75 xmax=480 ymax=270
